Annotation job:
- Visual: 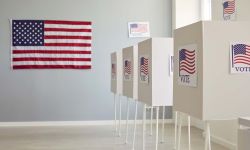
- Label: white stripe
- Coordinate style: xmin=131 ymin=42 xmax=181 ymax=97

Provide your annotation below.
xmin=44 ymin=24 xmax=91 ymax=29
xmin=12 ymin=46 xmax=91 ymax=51
xmin=13 ymin=54 xmax=91 ymax=58
xmin=13 ymin=61 xmax=91 ymax=66
xmin=44 ymin=39 xmax=92 ymax=44
xmin=45 ymin=31 xmax=92 ymax=36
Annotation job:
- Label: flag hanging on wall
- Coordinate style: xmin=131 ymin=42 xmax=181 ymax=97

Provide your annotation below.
xmin=11 ymin=20 xmax=92 ymax=69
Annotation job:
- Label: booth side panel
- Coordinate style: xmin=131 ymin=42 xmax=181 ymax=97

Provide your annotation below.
xmin=212 ymin=0 xmax=250 ymax=21
xmin=203 ymin=22 xmax=250 ymax=120
xmin=117 ymin=51 xmax=123 ymax=95
xmin=152 ymin=38 xmax=173 ymax=106
xmin=133 ymin=45 xmax=138 ymax=100
xmin=173 ymin=22 xmax=203 ymax=120
xmin=122 ymin=47 xmax=133 ymax=98
xmin=138 ymin=39 xmax=152 ymax=106
xmin=111 ymin=53 xmax=117 ymax=93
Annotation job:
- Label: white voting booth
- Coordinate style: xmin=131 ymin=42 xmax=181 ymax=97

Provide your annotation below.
xmin=122 ymin=46 xmax=138 ymax=99
xmin=122 ymin=45 xmax=138 ymax=147
xmin=138 ymin=38 xmax=173 ymax=150
xmin=110 ymin=51 xmax=123 ymax=136
xmin=174 ymin=21 xmax=250 ymax=150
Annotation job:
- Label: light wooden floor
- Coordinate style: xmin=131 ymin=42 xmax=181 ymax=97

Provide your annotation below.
xmin=0 ymin=124 xmax=229 ymax=150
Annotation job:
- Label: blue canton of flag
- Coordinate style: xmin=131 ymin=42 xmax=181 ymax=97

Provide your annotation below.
xmin=233 ymin=44 xmax=250 ymax=66
xmin=234 ymin=44 xmax=247 ymax=55
xmin=12 ymin=20 xmax=44 ymax=46
xmin=179 ymin=49 xmax=186 ymax=61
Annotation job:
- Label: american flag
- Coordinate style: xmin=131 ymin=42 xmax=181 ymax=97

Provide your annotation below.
xmin=223 ymin=0 xmax=235 ymax=14
xmin=124 ymin=60 xmax=131 ymax=75
xmin=11 ymin=20 xmax=92 ymax=69
xmin=130 ymin=23 xmax=148 ymax=33
xmin=179 ymin=49 xmax=195 ymax=75
xmin=233 ymin=44 xmax=250 ymax=66
xmin=140 ymin=57 xmax=148 ymax=80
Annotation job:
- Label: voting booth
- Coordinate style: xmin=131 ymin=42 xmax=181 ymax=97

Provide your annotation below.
xmin=138 ymin=38 xmax=173 ymax=107
xmin=212 ymin=0 xmax=250 ymax=21
xmin=111 ymin=51 xmax=123 ymax=95
xmin=122 ymin=45 xmax=138 ymax=99
xmin=173 ymin=21 xmax=250 ymax=121
xmin=238 ymin=117 xmax=250 ymax=150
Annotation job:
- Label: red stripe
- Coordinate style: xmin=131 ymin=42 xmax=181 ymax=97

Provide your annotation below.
xmin=13 ymin=65 xmax=91 ymax=69
xmin=180 ymin=68 xmax=195 ymax=74
xmin=44 ymin=35 xmax=91 ymax=40
xmin=180 ymin=61 xmax=195 ymax=67
xmin=44 ymin=43 xmax=91 ymax=47
xmin=45 ymin=20 xmax=91 ymax=25
xmin=13 ymin=50 xmax=91 ymax=54
xmin=234 ymin=61 xmax=250 ymax=66
xmin=13 ymin=58 xmax=91 ymax=62
xmin=44 ymin=28 xmax=92 ymax=32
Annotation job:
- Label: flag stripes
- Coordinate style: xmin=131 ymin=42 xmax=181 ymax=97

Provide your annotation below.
xmin=179 ymin=49 xmax=196 ymax=74
xmin=223 ymin=0 xmax=235 ymax=14
xmin=233 ymin=44 xmax=250 ymax=66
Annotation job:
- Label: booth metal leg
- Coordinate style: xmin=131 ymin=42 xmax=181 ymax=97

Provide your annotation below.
xmin=142 ymin=104 xmax=147 ymax=150
xmin=155 ymin=107 xmax=159 ymax=150
xmin=161 ymin=106 xmax=165 ymax=143
xmin=150 ymin=107 xmax=153 ymax=136
xmin=125 ymin=97 xmax=130 ymax=144
xmin=188 ymin=116 xmax=191 ymax=150
xmin=204 ymin=121 xmax=211 ymax=150
xmin=177 ymin=113 xmax=182 ymax=150
xmin=118 ymin=94 xmax=122 ymax=137
xmin=174 ymin=111 xmax=178 ymax=149
xmin=114 ymin=93 xmax=117 ymax=133
xmin=132 ymin=100 xmax=138 ymax=150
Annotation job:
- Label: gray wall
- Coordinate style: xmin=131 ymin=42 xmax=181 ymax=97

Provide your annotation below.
xmin=0 ymin=0 xmax=172 ymax=121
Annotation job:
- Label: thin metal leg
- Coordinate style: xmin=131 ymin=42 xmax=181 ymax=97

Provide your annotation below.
xmin=132 ymin=100 xmax=138 ymax=150
xmin=155 ymin=107 xmax=159 ymax=150
xmin=204 ymin=121 xmax=211 ymax=150
xmin=150 ymin=107 xmax=153 ymax=136
xmin=125 ymin=97 xmax=130 ymax=144
xmin=142 ymin=104 xmax=147 ymax=150
xmin=177 ymin=113 xmax=182 ymax=150
xmin=174 ymin=111 xmax=178 ymax=149
xmin=161 ymin=106 xmax=165 ymax=143
xmin=114 ymin=93 xmax=117 ymax=133
xmin=118 ymin=94 xmax=122 ymax=137
xmin=188 ymin=116 xmax=191 ymax=150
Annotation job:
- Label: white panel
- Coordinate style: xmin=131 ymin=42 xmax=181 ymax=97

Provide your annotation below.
xmin=152 ymin=38 xmax=173 ymax=106
xmin=122 ymin=47 xmax=133 ymax=98
xmin=173 ymin=0 xmax=202 ymax=29
xmin=133 ymin=45 xmax=138 ymax=100
xmin=174 ymin=21 xmax=250 ymax=120
xmin=110 ymin=52 xmax=117 ymax=93
xmin=116 ymin=50 xmax=123 ymax=95
xmin=138 ymin=38 xmax=173 ymax=106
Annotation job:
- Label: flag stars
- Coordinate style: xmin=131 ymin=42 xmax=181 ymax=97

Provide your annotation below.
xmin=12 ymin=20 xmax=44 ymax=46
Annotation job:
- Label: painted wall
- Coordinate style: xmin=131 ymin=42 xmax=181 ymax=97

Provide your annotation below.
xmin=0 ymin=0 xmax=172 ymax=121
xmin=172 ymin=0 xmax=201 ymax=30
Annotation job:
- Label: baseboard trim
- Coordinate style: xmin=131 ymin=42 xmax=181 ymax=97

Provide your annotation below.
xmin=190 ymin=118 xmax=237 ymax=150
xmin=0 ymin=119 xmax=173 ymax=127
